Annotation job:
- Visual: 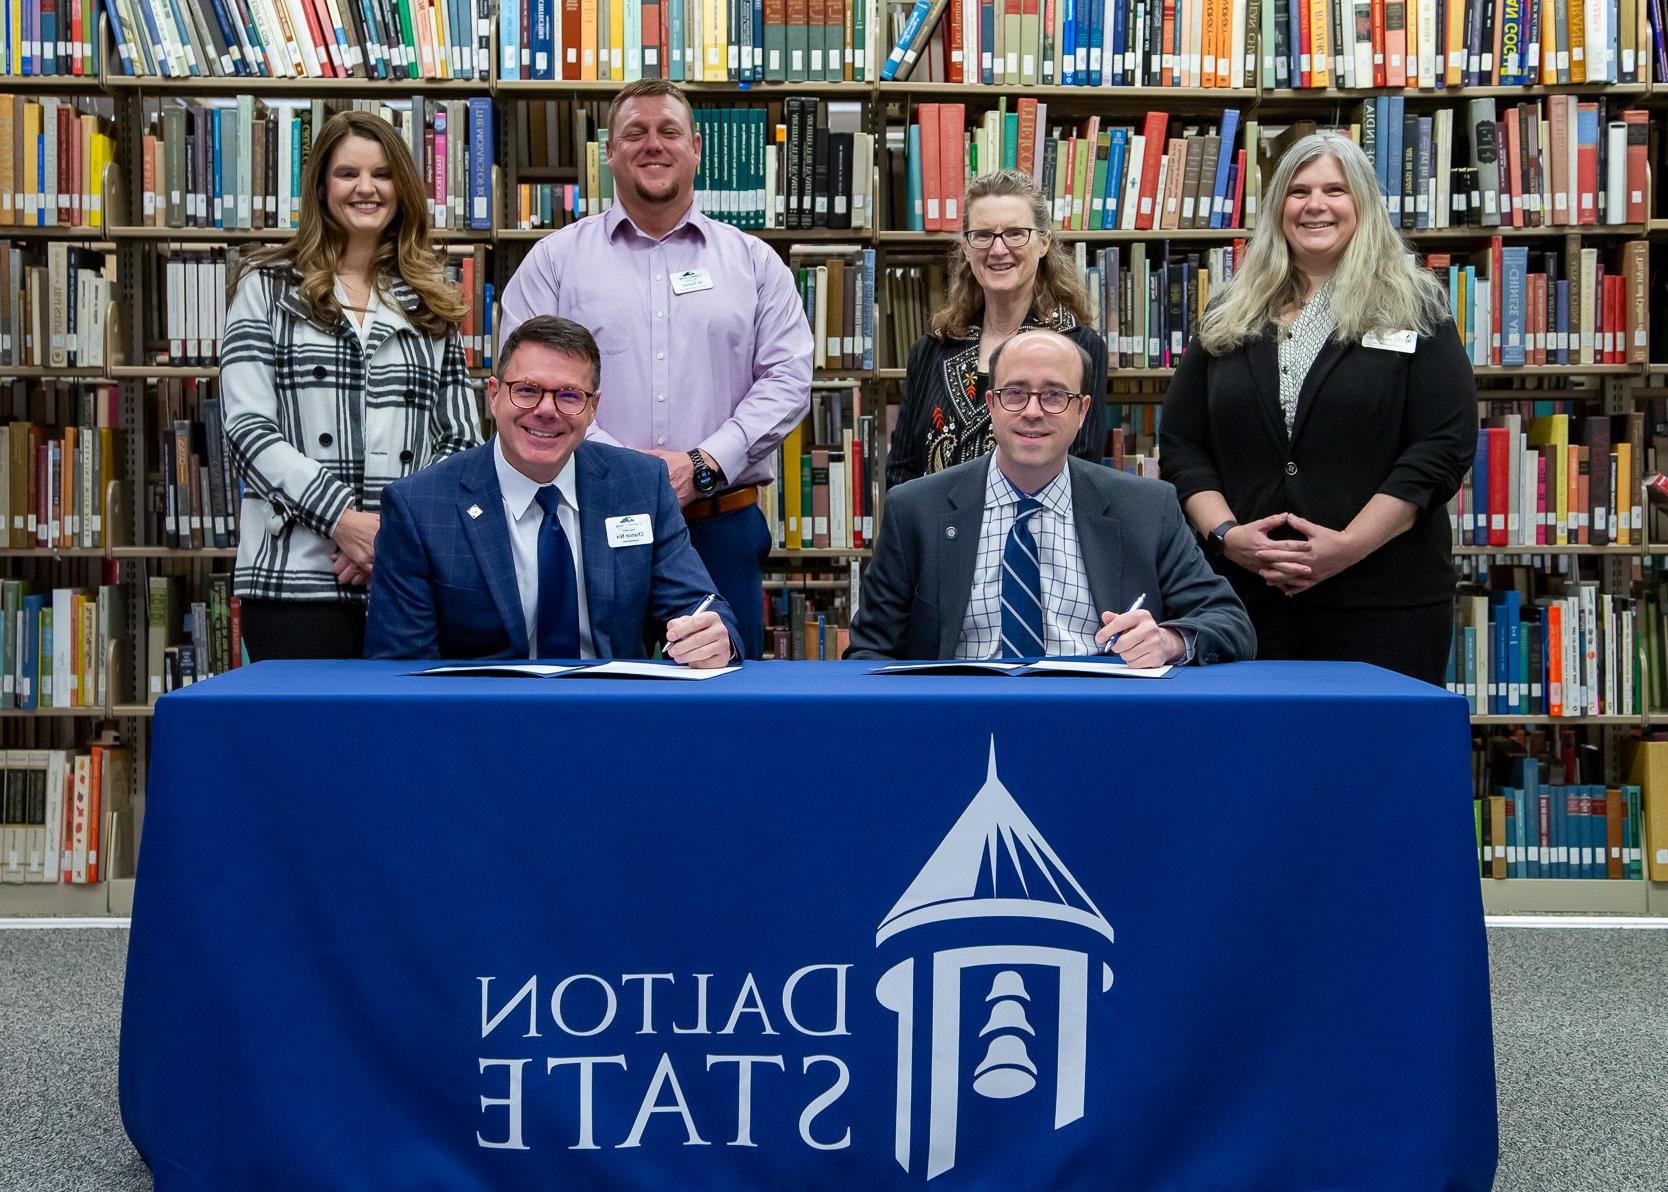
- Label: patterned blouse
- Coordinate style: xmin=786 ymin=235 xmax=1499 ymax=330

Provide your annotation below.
xmin=1274 ymin=279 xmax=1337 ymax=435
xmin=887 ymin=310 xmax=1109 ymax=488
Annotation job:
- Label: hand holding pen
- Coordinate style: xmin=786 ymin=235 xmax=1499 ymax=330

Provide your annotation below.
xmin=1098 ymin=594 xmax=1147 ymax=655
xmin=666 ymin=594 xmax=732 ymax=669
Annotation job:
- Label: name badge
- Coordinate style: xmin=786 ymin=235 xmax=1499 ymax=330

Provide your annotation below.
xmin=605 ymin=514 xmax=653 ymax=548
xmin=670 ymin=269 xmax=714 ymax=295
xmin=1362 ymin=329 xmax=1418 ymax=354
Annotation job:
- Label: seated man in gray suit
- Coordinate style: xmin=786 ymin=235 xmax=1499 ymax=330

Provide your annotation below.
xmin=848 ymin=328 xmax=1254 ymax=665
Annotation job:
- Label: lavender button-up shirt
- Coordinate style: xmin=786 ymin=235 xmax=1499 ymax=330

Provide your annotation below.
xmin=499 ymin=203 xmax=813 ymax=489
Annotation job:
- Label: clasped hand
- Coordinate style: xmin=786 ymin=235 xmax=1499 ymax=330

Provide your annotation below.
xmin=331 ymin=509 xmax=381 ymax=588
xmin=665 ymin=610 xmax=731 ymax=668
xmin=1230 ymin=512 xmax=1360 ymax=596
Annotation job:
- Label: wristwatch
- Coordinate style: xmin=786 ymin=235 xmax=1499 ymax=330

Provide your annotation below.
xmin=688 ymin=449 xmax=720 ymax=496
xmin=1205 ymin=520 xmax=1238 ymax=560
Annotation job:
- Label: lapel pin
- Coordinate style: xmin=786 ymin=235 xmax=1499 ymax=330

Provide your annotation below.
xmin=945 ymin=526 xmax=957 ymax=539
xmin=467 ymin=504 xmax=483 ymax=520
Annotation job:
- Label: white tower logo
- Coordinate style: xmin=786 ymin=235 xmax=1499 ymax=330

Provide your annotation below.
xmin=875 ymin=738 xmax=1115 ymax=1180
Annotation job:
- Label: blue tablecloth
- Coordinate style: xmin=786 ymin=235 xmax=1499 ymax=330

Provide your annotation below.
xmin=120 ymin=660 xmax=1497 ymax=1190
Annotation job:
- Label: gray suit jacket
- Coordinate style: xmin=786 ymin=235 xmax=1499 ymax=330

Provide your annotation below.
xmin=846 ymin=456 xmax=1256 ymax=663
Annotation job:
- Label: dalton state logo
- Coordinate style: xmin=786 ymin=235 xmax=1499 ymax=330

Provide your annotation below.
xmin=875 ymin=738 xmax=1115 ymax=1180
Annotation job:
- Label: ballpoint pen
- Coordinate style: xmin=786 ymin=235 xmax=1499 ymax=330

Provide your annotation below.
xmin=690 ymin=593 xmax=717 ymax=618
xmin=1100 ymin=593 xmax=1147 ymax=655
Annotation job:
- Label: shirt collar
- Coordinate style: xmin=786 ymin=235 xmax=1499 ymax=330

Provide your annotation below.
xmin=494 ymin=436 xmax=580 ymax=521
xmin=603 ymin=200 xmax=708 ymax=246
xmin=984 ymin=454 xmax=1072 ymax=518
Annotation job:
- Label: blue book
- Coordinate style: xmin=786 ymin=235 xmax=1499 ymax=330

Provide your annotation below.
xmin=906 ymin=122 xmax=923 ymax=231
xmin=529 ymin=0 xmax=551 ymax=78
xmin=981 ymin=0 xmax=996 ymax=83
xmin=1061 ymin=0 xmax=1076 ymax=84
xmin=468 ymin=98 xmax=492 ymax=230
xmin=1515 ymin=758 xmax=1538 ymax=877
xmin=1110 ymin=0 xmax=1126 ymax=84
xmin=861 ymin=248 xmax=875 ymax=369
xmin=40 ymin=0 xmax=54 ymax=74
xmin=212 ymin=108 xmax=225 ymax=229
xmin=1554 ymin=280 xmax=1570 ymax=364
xmin=1462 ymin=625 xmax=1477 ymax=713
xmin=19 ymin=593 xmax=42 ymax=711
xmin=104 ymin=0 xmax=136 ymax=75
xmin=1088 ymin=0 xmax=1104 ymax=84
xmin=1503 ymin=589 xmax=1522 ymax=714
xmin=1209 ymin=110 xmax=1241 ymax=229
xmin=1500 ymin=245 xmax=1529 ymax=366
xmin=1286 ymin=0 xmax=1302 ymax=86
xmin=669 ymin=0 xmax=686 ymax=79
xmin=1470 ymin=435 xmax=1488 ymax=545
xmin=881 ymin=0 xmax=932 ymax=80
xmin=1490 ymin=606 xmax=1505 ymax=714
xmin=753 ymin=0 xmax=765 ymax=80
xmin=1385 ymin=97 xmax=1405 ymax=222
xmin=1074 ymin=0 xmax=1089 ymax=80
xmin=481 ymin=281 xmax=495 ymax=370
xmin=1104 ymin=129 xmax=1127 ymax=228
xmin=203 ymin=0 xmax=245 ymax=75
xmin=500 ymin=0 xmax=519 ymax=78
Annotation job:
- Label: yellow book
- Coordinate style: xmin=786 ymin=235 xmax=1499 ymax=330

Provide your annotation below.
xmin=707 ymin=0 xmax=725 ymax=77
xmin=430 ymin=0 xmax=454 ymax=78
xmin=1448 ymin=0 xmax=1468 ymax=82
xmin=0 ymin=95 xmax=12 ymax=227
xmin=1568 ymin=0 xmax=1586 ymax=81
xmin=1308 ymin=0 xmax=1329 ymax=86
xmin=1404 ymin=0 xmax=1417 ymax=83
xmin=782 ymin=423 xmax=804 ymax=550
xmin=1528 ymin=415 xmax=1570 ymax=545
xmin=581 ymin=0 xmax=598 ymax=78
xmin=609 ymin=0 xmax=625 ymax=79
xmin=1614 ymin=440 xmax=1631 ymax=545
xmin=584 ymin=140 xmax=600 ymax=216
xmin=9 ymin=6 xmax=20 ymax=78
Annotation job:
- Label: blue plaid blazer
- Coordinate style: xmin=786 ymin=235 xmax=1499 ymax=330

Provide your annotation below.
xmin=363 ymin=439 xmax=737 ymax=661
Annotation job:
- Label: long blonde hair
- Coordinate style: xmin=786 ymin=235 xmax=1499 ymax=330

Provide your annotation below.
xmin=929 ymin=170 xmax=1090 ymax=338
xmin=234 ymin=110 xmax=466 ymax=336
xmin=1196 ymin=131 xmax=1449 ymax=353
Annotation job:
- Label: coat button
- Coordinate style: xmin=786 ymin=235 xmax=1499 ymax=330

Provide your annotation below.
xmin=319 ymin=432 xmax=334 ymax=447
xmin=399 ymin=450 xmax=413 ymax=464
xmin=1285 ymin=461 xmax=1298 ymax=476
xmin=313 ymin=365 xmax=327 ymax=380
xmin=946 ymin=526 xmax=957 ymax=540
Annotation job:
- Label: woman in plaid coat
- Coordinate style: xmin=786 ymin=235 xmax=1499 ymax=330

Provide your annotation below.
xmin=222 ymin=111 xmax=481 ymax=659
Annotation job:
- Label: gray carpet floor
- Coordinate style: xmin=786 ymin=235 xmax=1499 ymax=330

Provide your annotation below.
xmin=1 ymin=924 xmax=1663 ymax=1190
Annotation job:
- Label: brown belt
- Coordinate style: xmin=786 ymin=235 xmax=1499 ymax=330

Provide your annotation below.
xmin=684 ymin=485 xmax=759 ymax=521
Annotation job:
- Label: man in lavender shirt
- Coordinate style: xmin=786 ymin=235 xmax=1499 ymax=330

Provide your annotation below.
xmin=499 ymin=79 xmax=814 ymax=659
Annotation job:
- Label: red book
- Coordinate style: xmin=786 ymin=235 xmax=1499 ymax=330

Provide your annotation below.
xmin=939 ymin=103 xmax=965 ymax=230
xmin=643 ymin=1 xmax=662 ymax=74
xmin=230 ymin=596 xmax=243 ymax=667
xmin=918 ymin=104 xmax=942 ymax=231
xmin=1133 ymin=111 xmax=1168 ymax=230
xmin=1370 ymin=0 xmax=1387 ymax=86
xmin=1230 ymin=147 xmax=1245 ymax=227
xmin=948 ymin=0 xmax=966 ymax=81
xmin=1575 ymin=102 xmax=1599 ymax=226
xmin=1622 ymin=109 xmax=1648 ymax=223
xmin=1490 ymin=235 xmax=1503 ymax=366
xmin=1535 ymin=453 xmax=1547 ymax=544
xmin=1297 ymin=0 xmax=1312 ymax=87
xmin=562 ymin=0 xmax=582 ymax=78
xmin=71 ymin=0 xmax=85 ymax=75
xmin=1487 ymin=425 xmax=1509 ymax=545
xmin=299 ymin=0 xmax=338 ymax=76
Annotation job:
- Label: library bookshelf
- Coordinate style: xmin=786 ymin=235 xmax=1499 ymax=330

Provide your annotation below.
xmin=0 ymin=2 xmax=1662 ymax=917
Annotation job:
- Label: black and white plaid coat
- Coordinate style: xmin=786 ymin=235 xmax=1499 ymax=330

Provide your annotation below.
xmin=221 ymin=268 xmax=482 ymax=602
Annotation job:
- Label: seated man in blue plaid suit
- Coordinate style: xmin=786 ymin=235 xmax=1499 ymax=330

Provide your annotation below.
xmin=847 ymin=329 xmax=1253 ymax=665
xmin=365 ymin=316 xmax=739 ymax=665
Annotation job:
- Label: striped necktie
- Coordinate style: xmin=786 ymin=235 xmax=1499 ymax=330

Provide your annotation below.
xmin=1000 ymin=496 xmax=1046 ymax=659
xmin=534 ymin=485 xmax=580 ymax=659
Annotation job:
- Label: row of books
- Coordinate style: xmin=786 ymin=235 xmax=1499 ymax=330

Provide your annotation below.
xmin=1432 ymin=239 xmax=1649 ymax=368
xmin=1104 ymin=402 xmax=1160 ymax=473
xmin=0 ymin=243 xmax=113 ymax=369
xmin=108 ymin=0 xmax=494 ymax=78
xmin=882 ymin=0 xmax=1255 ymax=86
xmin=145 ymin=572 xmax=243 ymax=700
xmin=1456 ymin=412 xmax=1646 ymax=549
xmin=0 ymin=745 xmax=131 ymax=886
xmin=1358 ymin=97 xmax=1650 ymax=233
xmin=1477 ymin=777 xmax=1645 ymax=879
xmin=0 ymin=0 xmax=104 ymax=77
xmin=0 ymin=97 xmax=114 ymax=230
xmin=1082 ymin=241 xmax=1242 ymax=369
xmin=876 ymin=259 xmax=943 ymax=368
xmin=766 ymin=577 xmax=861 ymax=659
xmin=1634 ymin=579 xmax=1668 ymax=714
xmin=1452 ymin=581 xmax=1635 ymax=717
xmin=760 ymin=391 xmax=880 ymax=550
xmin=0 ymin=580 xmax=127 ymax=710
xmin=792 ymin=246 xmax=877 ymax=371
xmin=2 ymin=410 xmax=124 ymax=550
xmin=139 ymin=96 xmax=492 ymax=232
xmin=150 ymin=380 xmax=237 ymax=550
xmin=1257 ymin=0 xmax=1662 ymax=89
xmin=500 ymin=0 xmax=873 ymax=81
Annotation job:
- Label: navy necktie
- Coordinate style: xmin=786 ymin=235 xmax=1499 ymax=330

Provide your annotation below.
xmin=534 ymin=485 xmax=580 ymax=659
xmin=1000 ymin=497 xmax=1046 ymax=659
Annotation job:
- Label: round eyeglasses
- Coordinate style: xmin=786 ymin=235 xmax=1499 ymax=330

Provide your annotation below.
xmin=963 ymin=227 xmax=1040 ymax=251
xmin=991 ymin=385 xmax=1085 ymax=414
xmin=500 ymin=381 xmax=597 ymax=414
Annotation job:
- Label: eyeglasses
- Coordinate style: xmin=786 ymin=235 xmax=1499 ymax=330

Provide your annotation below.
xmin=963 ymin=227 xmax=1040 ymax=251
xmin=991 ymin=386 xmax=1085 ymax=414
xmin=498 ymin=380 xmax=598 ymax=414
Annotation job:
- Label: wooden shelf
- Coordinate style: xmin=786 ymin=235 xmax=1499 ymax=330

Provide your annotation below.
xmin=0 ymin=368 xmax=117 ymax=380
xmin=769 ymin=548 xmax=871 ymax=560
xmin=0 ymin=226 xmax=112 ymax=241
xmin=495 ymin=79 xmax=872 ymax=96
xmin=1407 ymin=223 xmax=1650 ymax=239
xmin=1473 ymin=364 xmax=1641 ymax=377
xmin=0 ymin=74 xmax=105 ymax=92
xmin=0 ymin=706 xmax=121 ymax=718
xmin=1262 ymin=82 xmax=1652 ymax=101
xmin=110 ymin=547 xmax=238 ymax=559
xmin=0 ymin=882 xmax=114 ymax=916
xmin=877 ymin=82 xmax=1257 ymax=103
xmin=110 ymin=226 xmax=491 ymax=243
xmin=1455 ymin=545 xmax=1649 ymax=556
xmin=1470 ymin=714 xmax=1642 ymax=725
xmin=0 ymin=547 xmax=109 ymax=558
xmin=105 ymin=75 xmax=491 ymax=96
xmin=111 ymin=704 xmax=157 ymax=719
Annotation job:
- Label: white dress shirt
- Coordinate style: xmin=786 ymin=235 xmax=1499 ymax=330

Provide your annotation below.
xmin=493 ymin=438 xmax=596 ymax=658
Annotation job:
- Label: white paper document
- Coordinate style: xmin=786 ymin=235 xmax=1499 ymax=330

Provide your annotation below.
xmin=567 ymin=661 xmax=741 ymax=680
xmin=871 ymin=659 xmax=1173 ymax=679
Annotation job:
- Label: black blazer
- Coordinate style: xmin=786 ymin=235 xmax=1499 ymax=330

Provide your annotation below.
xmin=846 ymin=456 xmax=1256 ymax=663
xmin=1159 ymin=320 xmax=1478 ymax=610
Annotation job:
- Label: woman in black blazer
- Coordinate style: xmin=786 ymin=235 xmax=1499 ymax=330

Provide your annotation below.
xmin=1160 ymin=132 xmax=1477 ymax=684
